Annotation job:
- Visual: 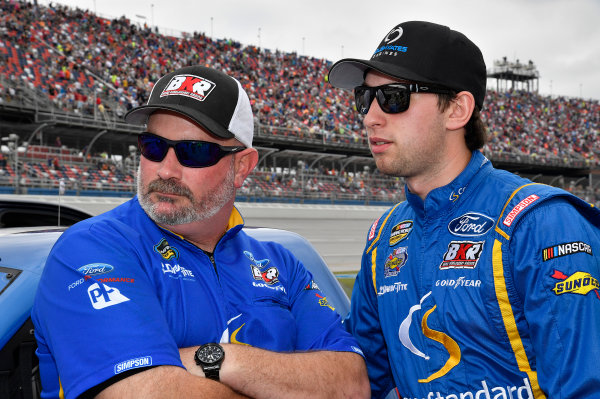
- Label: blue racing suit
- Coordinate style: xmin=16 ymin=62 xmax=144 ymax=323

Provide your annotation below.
xmin=347 ymin=151 xmax=600 ymax=398
xmin=32 ymin=197 xmax=362 ymax=399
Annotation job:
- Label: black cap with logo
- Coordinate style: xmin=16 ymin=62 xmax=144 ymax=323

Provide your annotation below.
xmin=328 ymin=21 xmax=487 ymax=109
xmin=125 ymin=65 xmax=253 ymax=147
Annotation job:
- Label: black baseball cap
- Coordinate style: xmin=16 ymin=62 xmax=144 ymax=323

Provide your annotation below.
xmin=328 ymin=21 xmax=487 ymax=109
xmin=125 ymin=65 xmax=254 ymax=147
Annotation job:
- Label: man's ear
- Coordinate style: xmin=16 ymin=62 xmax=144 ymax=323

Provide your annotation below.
xmin=233 ymin=148 xmax=258 ymax=188
xmin=446 ymin=91 xmax=475 ymax=131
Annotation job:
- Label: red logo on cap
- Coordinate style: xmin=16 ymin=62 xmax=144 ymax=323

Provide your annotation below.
xmin=161 ymin=74 xmax=216 ymax=101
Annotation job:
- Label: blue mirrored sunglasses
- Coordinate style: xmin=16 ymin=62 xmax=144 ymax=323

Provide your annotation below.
xmin=137 ymin=132 xmax=245 ymax=168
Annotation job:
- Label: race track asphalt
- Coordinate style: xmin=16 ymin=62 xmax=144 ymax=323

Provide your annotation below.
xmin=2 ymin=194 xmax=388 ymax=272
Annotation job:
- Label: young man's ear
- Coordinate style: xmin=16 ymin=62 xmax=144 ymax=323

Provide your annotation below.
xmin=233 ymin=148 xmax=259 ymax=188
xmin=446 ymin=91 xmax=475 ymax=131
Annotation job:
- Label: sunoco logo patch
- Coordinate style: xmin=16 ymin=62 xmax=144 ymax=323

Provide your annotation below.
xmin=389 ymin=220 xmax=413 ymax=246
xmin=551 ymin=269 xmax=600 ymax=298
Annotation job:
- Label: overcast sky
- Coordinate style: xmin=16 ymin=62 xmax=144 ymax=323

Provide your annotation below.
xmin=45 ymin=0 xmax=600 ymax=101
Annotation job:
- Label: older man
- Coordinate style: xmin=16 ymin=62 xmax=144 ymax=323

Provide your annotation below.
xmin=32 ymin=65 xmax=369 ymax=399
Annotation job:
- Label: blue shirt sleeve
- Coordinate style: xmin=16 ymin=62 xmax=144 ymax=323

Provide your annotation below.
xmin=509 ymin=199 xmax=600 ymax=398
xmin=282 ymin=245 xmax=363 ymax=354
xmin=32 ymin=221 xmax=184 ymax=399
xmin=346 ymin=248 xmax=395 ymax=399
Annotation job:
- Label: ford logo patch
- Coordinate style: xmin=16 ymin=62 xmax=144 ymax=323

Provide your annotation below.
xmin=448 ymin=212 xmax=494 ymax=236
xmin=77 ymin=263 xmax=114 ymax=276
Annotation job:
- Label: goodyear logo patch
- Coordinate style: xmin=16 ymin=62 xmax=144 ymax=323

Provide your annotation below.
xmin=389 ymin=220 xmax=413 ymax=246
xmin=542 ymin=241 xmax=592 ymax=261
xmin=551 ymin=270 xmax=600 ymax=297
xmin=384 ymin=247 xmax=408 ymax=277
xmin=154 ymin=238 xmax=179 ymax=260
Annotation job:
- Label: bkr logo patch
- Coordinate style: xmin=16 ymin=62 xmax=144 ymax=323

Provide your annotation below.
xmin=440 ymin=241 xmax=484 ymax=269
xmin=161 ymin=74 xmax=216 ymax=101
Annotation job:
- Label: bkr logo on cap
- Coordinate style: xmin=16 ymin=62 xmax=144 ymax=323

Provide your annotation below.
xmin=161 ymin=74 xmax=216 ymax=102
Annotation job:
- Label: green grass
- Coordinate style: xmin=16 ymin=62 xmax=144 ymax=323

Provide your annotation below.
xmin=334 ymin=272 xmax=357 ymax=299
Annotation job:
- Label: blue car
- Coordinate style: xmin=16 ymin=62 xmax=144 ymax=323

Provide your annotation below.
xmin=0 ymin=199 xmax=350 ymax=399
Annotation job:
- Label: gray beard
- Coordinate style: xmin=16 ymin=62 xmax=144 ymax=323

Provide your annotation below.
xmin=137 ymin=161 xmax=236 ymax=226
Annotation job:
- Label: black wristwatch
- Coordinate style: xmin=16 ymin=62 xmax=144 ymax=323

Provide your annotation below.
xmin=194 ymin=343 xmax=225 ymax=381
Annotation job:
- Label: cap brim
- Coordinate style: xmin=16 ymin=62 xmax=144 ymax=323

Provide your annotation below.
xmin=328 ymin=58 xmax=434 ymax=89
xmin=124 ymin=104 xmax=234 ymax=140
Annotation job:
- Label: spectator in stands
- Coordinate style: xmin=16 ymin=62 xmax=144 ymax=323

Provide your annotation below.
xmin=32 ymin=65 xmax=369 ymax=399
xmin=328 ymin=20 xmax=600 ymax=398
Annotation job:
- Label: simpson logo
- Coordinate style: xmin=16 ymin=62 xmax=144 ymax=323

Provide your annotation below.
xmin=384 ymin=247 xmax=408 ymax=277
xmin=542 ymin=241 xmax=592 ymax=261
xmin=154 ymin=238 xmax=179 ymax=260
xmin=87 ymin=283 xmax=130 ymax=310
xmin=389 ymin=220 xmax=413 ymax=246
xmin=503 ymin=194 xmax=539 ymax=227
xmin=114 ymin=356 xmax=152 ymax=374
xmin=440 ymin=241 xmax=484 ymax=269
xmin=551 ymin=270 xmax=600 ymax=298
xmin=448 ymin=212 xmax=494 ymax=236
xmin=368 ymin=217 xmax=380 ymax=241
xmin=161 ymin=74 xmax=216 ymax=101
xmin=77 ymin=263 xmax=114 ymax=276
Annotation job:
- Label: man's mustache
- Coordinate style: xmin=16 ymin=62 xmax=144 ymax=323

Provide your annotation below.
xmin=146 ymin=178 xmax=193 ymax=200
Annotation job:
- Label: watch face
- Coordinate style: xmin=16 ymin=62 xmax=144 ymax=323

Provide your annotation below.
xmin=198 ymin=344 xmax=224 ymax=364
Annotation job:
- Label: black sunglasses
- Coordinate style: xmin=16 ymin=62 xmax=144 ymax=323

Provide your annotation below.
xmin=137 ymin=132 xmax=246 ymax=168
xmin=354 ymin=83 xmax=455 ymax=115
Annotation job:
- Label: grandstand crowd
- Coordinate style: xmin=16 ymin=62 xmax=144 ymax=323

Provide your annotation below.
xmin=0 ymin=0 xmax=599 ymax=206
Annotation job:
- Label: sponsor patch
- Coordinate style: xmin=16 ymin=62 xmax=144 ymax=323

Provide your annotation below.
xmin=368 ymin=217 xmax=380 ymax=241
xmin=77 ymin=263 xmax=114 ymax=276
xmin=448 ymin=212 xmax=494 ymax=236
xmin=245 ymin=251 xmax=279 ymax=285
xmin=315 ymin=293 xmax=335 ymax=311
xmin=161 ymin=74 xmax=216 ymax=102
xmin=384 ymin=247 xmax=408 ymax=277
xmin=87 ymin=283 xmax=130 ymax=310
xmin=435 ymin=277 xmax=482 ymax=289
xmin=114 ymin=356 xmax=153 ymax=374
xmin=377 ymin=282 xmax=408 ymax=296
xmin=440 ymin=241 xmax=484 ymax=269
xmin=161 ymin=263 xmax=195 ymax=280
xmin=542 ymin=241 xmax=593 ymax=261
xmin=304 ymin=280 xmax=320 ymax=291
xmin=389 ymin=220 xmax=413 ymax=246
xmin=551 ymin=270 xmax=600 ymax=298
xmin=94 ymin=277 xmax=135 ymax=284
xmin=154 ymin=238 xmax=179 ymax=260
xmin=503 ymin=194 xmax=539 ymax=227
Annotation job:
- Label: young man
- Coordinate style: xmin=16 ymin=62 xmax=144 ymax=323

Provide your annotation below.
xmin=328 ymin=21 xmax=600 ymax=398
xmin=32 ymin=65 xmax=369 ymax=399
